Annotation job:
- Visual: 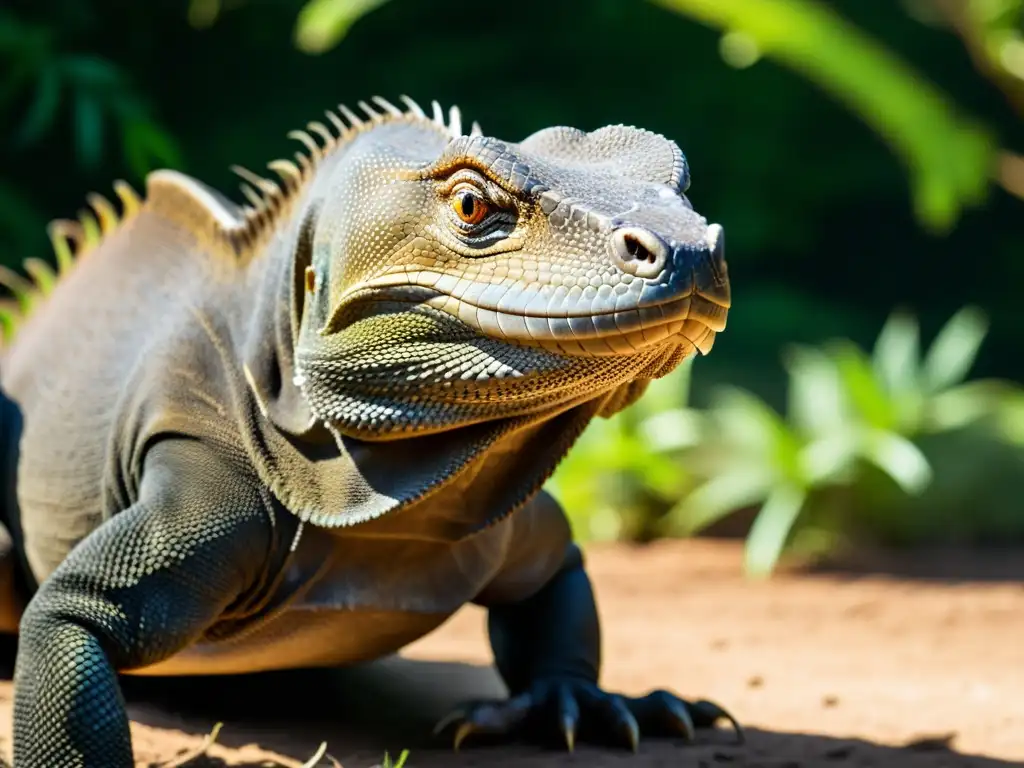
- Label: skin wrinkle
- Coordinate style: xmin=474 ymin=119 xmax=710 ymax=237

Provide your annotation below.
xmin=0 ymin=118 xmax=734 ymax=762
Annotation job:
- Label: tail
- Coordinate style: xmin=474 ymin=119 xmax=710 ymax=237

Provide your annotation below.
xmin=0 ymin=181 xmax=142 ymax=348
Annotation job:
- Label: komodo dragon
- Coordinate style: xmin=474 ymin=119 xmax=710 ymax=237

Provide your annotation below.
xmin=0 ymin=95 xmax=735 ymax=766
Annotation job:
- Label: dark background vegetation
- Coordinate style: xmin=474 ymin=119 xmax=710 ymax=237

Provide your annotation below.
xmin=2 ymin=0 xmax=1023 ymax=574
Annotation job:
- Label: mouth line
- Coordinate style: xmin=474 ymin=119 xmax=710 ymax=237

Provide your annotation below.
xmin=330 ymin=284 xmax=727 ymax=356
xmin=335 ymin=271 xmax=731 ymax=318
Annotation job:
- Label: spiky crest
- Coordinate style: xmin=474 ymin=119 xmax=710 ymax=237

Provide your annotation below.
xmin=0 ymin=95 xmax=475 ymax=347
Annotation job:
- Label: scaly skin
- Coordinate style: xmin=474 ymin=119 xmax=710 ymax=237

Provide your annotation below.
xmin=0 ymin=95 xmax=736 ymax=766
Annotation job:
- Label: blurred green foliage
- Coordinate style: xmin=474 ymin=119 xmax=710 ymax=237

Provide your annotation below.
xmin=2 ymin=0 xmax=1023 ymax=572
xmin=550 ymin=307 xmax=1024 ymax=575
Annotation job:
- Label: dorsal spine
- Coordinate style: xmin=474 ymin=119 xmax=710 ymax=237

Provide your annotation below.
xmin=0 ymin=95 xmax=480 ymax=346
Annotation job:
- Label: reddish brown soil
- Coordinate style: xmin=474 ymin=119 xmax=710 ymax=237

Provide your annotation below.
xmin=0 ymin=539 xmax=1020 ymax=767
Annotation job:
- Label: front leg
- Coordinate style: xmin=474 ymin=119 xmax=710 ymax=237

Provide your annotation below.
xmin=12 ymin=440 xmax=275 ymax=767
xmin=441 ymin=530 xmax=741 ymax=751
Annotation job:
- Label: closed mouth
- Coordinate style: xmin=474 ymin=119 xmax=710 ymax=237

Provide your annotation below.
xmin=329 ymin=277 xmax=729 ymax=357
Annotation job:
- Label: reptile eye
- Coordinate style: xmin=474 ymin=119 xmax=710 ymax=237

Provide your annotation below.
xmin=451 ymin=188 xmax=489 ymax=226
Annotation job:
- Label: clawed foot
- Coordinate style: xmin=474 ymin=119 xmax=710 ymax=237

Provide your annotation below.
xmin=433 ymin=678 xmax=742 ymax=752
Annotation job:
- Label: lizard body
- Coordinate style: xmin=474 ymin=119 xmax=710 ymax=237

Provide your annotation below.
xmin=0 ymin=96 xmax=734 ymax=766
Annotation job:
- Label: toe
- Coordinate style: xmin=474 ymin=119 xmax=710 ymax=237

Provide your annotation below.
xmin=577 ymin=688 xmax=640 ymax=752
xmin=690 ymin=699 xmax=745 ymax=744
xmin=434 ymin=693 xmax=534 ymax=751
xmin=628 ymin=689 xmax=696 ymax=742
xmin=609 ymin=696 xmax=641 ymax=752
xmin=554 ymin=683 xmax=580 ymax=752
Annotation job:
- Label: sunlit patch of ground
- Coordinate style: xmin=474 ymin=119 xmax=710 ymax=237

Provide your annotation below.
xmin=0 ymin=540 xmax=1020 ymax=767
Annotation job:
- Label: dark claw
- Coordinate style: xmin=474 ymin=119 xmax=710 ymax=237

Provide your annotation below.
xmin=555 ymin=684 xmax=579 ymax=752
xmin=434 ymin=681 xmax=740 ymax=752
xmin=606 ymin=695 xmax=641 ymax=752
xmin=452 ymin=722 xmax=475 ymax=752
xmin=562 ymin=713 xmax=576 ymax=753
xmin=690 ymin=699 xmax=745 ymax=745
xmin=432 ymin=708 xmax=466 ymax=738
xmin=662 ymin=695 xmax=697 ymax=742
xmin=626 ymin=689 xmax=697 ymax=742
xmin=433 ymin=694 xmax=533 ymax=751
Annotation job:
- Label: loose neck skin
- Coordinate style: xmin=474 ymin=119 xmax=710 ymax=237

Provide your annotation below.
xmin=240 ymin=217 xmax=322 ymax=440
xmin=234 ymin=194 xmax=612 ymax=538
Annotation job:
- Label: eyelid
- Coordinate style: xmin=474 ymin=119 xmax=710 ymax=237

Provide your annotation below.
xmin=439 ymin=169 xmax=514 ymax=208
xmin=438 ymin=168 xmax=487 ymax=192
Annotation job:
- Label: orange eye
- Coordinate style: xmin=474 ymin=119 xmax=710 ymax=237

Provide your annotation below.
xmin=451 ymin=188 xmax=489 ymax=225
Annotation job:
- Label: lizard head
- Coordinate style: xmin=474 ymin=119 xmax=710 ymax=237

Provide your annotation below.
xmin=292 ymin=103 xmax=729 ymax=440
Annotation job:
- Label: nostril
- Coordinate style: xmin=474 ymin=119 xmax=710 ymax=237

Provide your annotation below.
xmin=623 ymin=233 xmax=658 ymax=265
xmin=610 ymin=227 xmax=669 ymax=279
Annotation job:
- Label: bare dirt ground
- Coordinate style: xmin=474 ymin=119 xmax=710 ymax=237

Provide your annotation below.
xmin=0 ymin=539 xmax=1020 ymax=768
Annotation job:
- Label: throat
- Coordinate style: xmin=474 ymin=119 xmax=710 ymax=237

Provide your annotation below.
xmin=239 ymin=370 xmax=609 ymax=538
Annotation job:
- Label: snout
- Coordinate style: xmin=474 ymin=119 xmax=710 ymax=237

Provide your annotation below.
xmin=602 ymin=220 xmax=730 ymax=355
xmin=360 ymin=217 xmax=731 ymax=358
xmin=608 ymin=221 xmax=730 ymax=307
xmin=696 ymin=223 xmax=731 ymax=309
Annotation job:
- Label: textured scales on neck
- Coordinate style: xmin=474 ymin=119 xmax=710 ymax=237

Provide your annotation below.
xmin=1 ymin=94 xmax=731 ymax=535
xmin=287 ymin=101 xmax=729 ymax=443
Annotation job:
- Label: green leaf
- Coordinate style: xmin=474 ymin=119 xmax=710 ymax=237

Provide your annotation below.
xmin=188 ymin=0 xmax=222 ymax=29
xmin=711 ymin=387 xmax=796 ymax=458
xmin=831 ymin=342 xmax=896 ymax=430
xmin=72 ymin=91 xmax=104 ymax=169
xmin=650 ymin=0 xmax=995 ymax=230
xmin=921 ymin=305 xmax=989 ymax=393
xmin=666 ymin=467 xmax=774 ymax=535
xmin=744 ymin=484 xmax=806 ymax=579
xmin=61 ymin=55 xmax=122 ymax=88
xmin=859 ymin=428 xmax=932 ymax=494
xmin=872 ymin=309 xmax=920 ymax=396
xmin=14 ymin=63 xmax=61 ymax=145
xmin=798 ymin=431 xmax=859 ymax=485
xmin=783 ymin=344 xmax=847 ymax=438
xmin=997 ymin=390 xmax=1024 ymax=444
xmin=639 ymin=407 xmax=703 ymax=452
xmin=925 ymin=379 xmax=1008 ymax=432
xmin=294 ymin=0 xmax=392 ymax=54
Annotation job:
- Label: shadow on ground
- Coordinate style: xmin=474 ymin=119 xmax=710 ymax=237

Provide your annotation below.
xmin=810 ymin=545 xmax=1024 ymax=584
xmin=110 ymin=657 xmax=1015 ymax=768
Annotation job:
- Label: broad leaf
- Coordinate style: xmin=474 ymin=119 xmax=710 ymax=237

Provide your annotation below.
xmin=859 ymin=428 xmax=932 ymax=494
xmin=872 ymin=309 xmax=920 ymax=396
xmin=72 ymin=90 xmax=104 ymax=169
xmin=711 ymin=386 xmax=799 ymax=470
xmin=744 ymin=483 xmax=806 ymax=578
xmin=921 ymin=305 xmax=988 ymax=393
xmin=783 ymin=344 xmax=847 ymax=438
xmin=831 ymin=342 xmax=896 ymax=430
xmin=650 ymin=0 xmax=995 ymax=231
xmin=639 ymin=407 xmax=703 ymax=452
xmin=925 ymin=379 xmax=1008 ymax=432
xmin=294 ymin=0 xmax=391 ymax=54
xmin=666 ymin=467 xmax=774 ymax=535
xmin=799 ymin=431 xmax=859 ymax=484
